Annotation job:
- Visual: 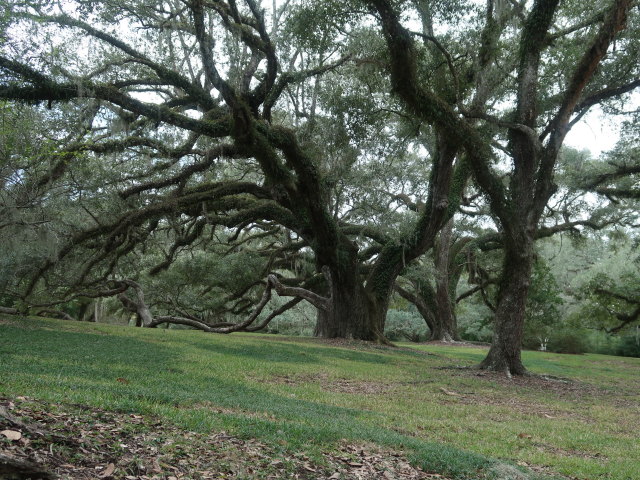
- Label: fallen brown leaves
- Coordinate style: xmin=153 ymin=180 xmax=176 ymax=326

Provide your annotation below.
xmin=0 ymin=396 xmax=450 ymax=480
xmin=270 ymin=373 xmax=394 ymax=395
xmin=1 ymin=429 xmax=22 ymax=441
xmin=324 ymin=443 xmax=448 ymax=480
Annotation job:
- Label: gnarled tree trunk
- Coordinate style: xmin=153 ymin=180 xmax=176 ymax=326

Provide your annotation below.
xmin=313 ymin=286 xmax=386 ymax=341
xmin=395 ymin=282 xmax=437 ymax=336
xmin=117 ymin=280 xmax=154 ymax=327
xmin=395 ymin=220 xmax=465 ymax=342
xmin=478 ymin=235 xmax=533 ymax=375
xmin=312 ymin=251 xmax=388 ymax=342
xmin=432 ymin=218 xmax=459 ymax=341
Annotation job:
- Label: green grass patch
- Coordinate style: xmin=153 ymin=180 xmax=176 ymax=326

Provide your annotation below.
xmin=2 ymin=316 xmax=639 ymax=479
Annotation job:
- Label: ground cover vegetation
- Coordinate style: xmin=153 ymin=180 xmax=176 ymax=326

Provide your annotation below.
xmin=1 ymin=317 xmax=640 ymax=479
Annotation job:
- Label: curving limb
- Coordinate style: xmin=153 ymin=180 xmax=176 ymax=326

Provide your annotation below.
xmin=117 ymin=280 xmax=155 ymax=327
xmin=245 ymin=297 xmax=303 ymax=332
xmin=267 ymin=269 xmax=331 ymax=312
xmin=122 ymin=274 xmax=283 ymax=333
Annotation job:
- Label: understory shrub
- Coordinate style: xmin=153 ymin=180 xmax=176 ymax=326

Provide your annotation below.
xmin=615 ymin=335 xmax=640 ymax=358
xmin=384 ymin=310 xmax=428 ymax=342
xmin=456 ymin=302 xmax=493 ymax=343
xmin=522 ymin=335 xmax=547 ymax=351
xmin=546 ymin=329 xmax=590 ymax=354
xmin=264 ymin=302 xmax=316 ymax=336
xmin=584 ymin=330 xmax=620 ymax=355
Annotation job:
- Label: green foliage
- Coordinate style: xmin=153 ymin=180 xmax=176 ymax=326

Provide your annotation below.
xmin=264 ymin=301 xmax=317 ymax=336
xmin=456 ymin=291 xmax=494 ymax=343
xmin=0 ymin=103 xmax=69 ymax=296
xmin=457 ymin=255 xmax=562 ymax=348
xmin=615 ymin=334 xmax=640 ymax=358
xmin=2 ymin=0 xmax=640 ymax=373
xmin=523 ymin=259 xmax=562 ymax=348
xmin=546 ymin=329 xmax=589 ymax=354
xmin=578 ymin=330 xmax=620 ymax=356
xmin=383 ymin=309 xmax=428 ymax=342
xmin=282 ymin=1 xmax=352 ymax=51
xmin=569 ymin=238 xmax=640 ymax=333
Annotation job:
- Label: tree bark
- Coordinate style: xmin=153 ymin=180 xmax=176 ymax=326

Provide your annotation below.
xmin=35 ymin=309 xmax=75 ymax=321
xmin=314 ymin=285 xmax=384 ymax=341
xmin=432 ymin=218 xmax=459 ymax=341
xmin=367 ymin=0 xmax=634 ymax=374
xmin=402 ymin=279 xmax=458 ymax=342
xmin=395 ymin=221 xmax=465 ymax=342
xmin=478 ymin=237 xmax=534 ymax=375
xmin=0 ymin=453 xmax=56 ymax=480
xmin=117 ymin=280 xmax=155 ymax=327
xmin=312 ymin=256 xmax=388 ymax=343
xmin=395 ymin=283 xmax=436 ymax=334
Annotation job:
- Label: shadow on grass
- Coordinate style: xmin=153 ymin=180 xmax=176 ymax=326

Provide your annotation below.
xmin=188 ymin=336 xmax=395 ymax=366
xmin=0 ymin=323 xmax=178 ymax=405
xmin=0 ymin=320 xmax=554 ymax=480
xmin=1 ymin=323 xmax=372 ymax=424
xmin=153 ymin=375 xmax=493 ymax=479
xmin=0 ymin=324 xmax=173 ymax=368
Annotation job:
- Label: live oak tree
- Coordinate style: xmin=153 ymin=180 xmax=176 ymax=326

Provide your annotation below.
xmin=563 ymin=231 xmax=640 ymax=338
xmin=568 ymin=134 xmax=640 ymax=335
xmin=0 ymin=101 xmax=92 ymax=314
xmin=0 ymin=0 xmax=466 ymax=341
xmin=395 ymin=205 xmax=598 ymax=343
xmin=395 ymin=218 xmax=470 ymax=342
xmin=366 ymin=0 xmax=639 ymax=373
xmin=579 ymin=129 xmax=640 ymax=204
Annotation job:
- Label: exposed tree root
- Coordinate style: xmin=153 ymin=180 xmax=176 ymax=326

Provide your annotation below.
xmin=0 ymin=452 xmax=57 ymax=480
xmin=0 ymin=406 xmax=73 ymax=445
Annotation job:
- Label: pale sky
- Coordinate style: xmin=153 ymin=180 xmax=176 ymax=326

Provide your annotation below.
xmin=565 ymin=108 xmax=620 ymax=158
xmin=564 ymin=91 xmax=639 ymax=157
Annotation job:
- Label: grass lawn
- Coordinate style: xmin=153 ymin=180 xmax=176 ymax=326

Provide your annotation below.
xmin=1 ymin=316 xmax=639 ymax=479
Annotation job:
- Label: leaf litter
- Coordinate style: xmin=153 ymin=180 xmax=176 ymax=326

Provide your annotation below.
xmin=0 ymin=396 xmax=450 ymax=479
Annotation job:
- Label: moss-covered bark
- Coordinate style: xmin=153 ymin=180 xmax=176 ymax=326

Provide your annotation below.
xmin=313 ymin=249 xmax=387 ymax=343
xmin=478 ymin=237 xmax=534 ymax=375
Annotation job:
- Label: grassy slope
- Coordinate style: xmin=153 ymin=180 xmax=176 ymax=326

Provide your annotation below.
xmin=1 ymin=316 xmax=638 ymax=480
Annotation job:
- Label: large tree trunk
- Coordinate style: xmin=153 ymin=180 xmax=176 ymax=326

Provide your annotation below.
xmin=478 ymin=237 xmax=534 ymax=375
xmin=432 ymin=218 xmax=459 ymax=341
xmin=411 ymin=281 xmax=457 ymax=342
xmin=430 ymin=300 xmax=457 ymax=342
xmin=313 ymin=255 xmax=387 ymax=342
xmin=394 ymin=224 xmax=464 ymax=342
xmin=117 ymin=280 xmax=154 ymax=327
xmin=314 ymin=287 xmax=386 ymax=341
xmin=368 ymin=0 xmax=633 ymax=375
